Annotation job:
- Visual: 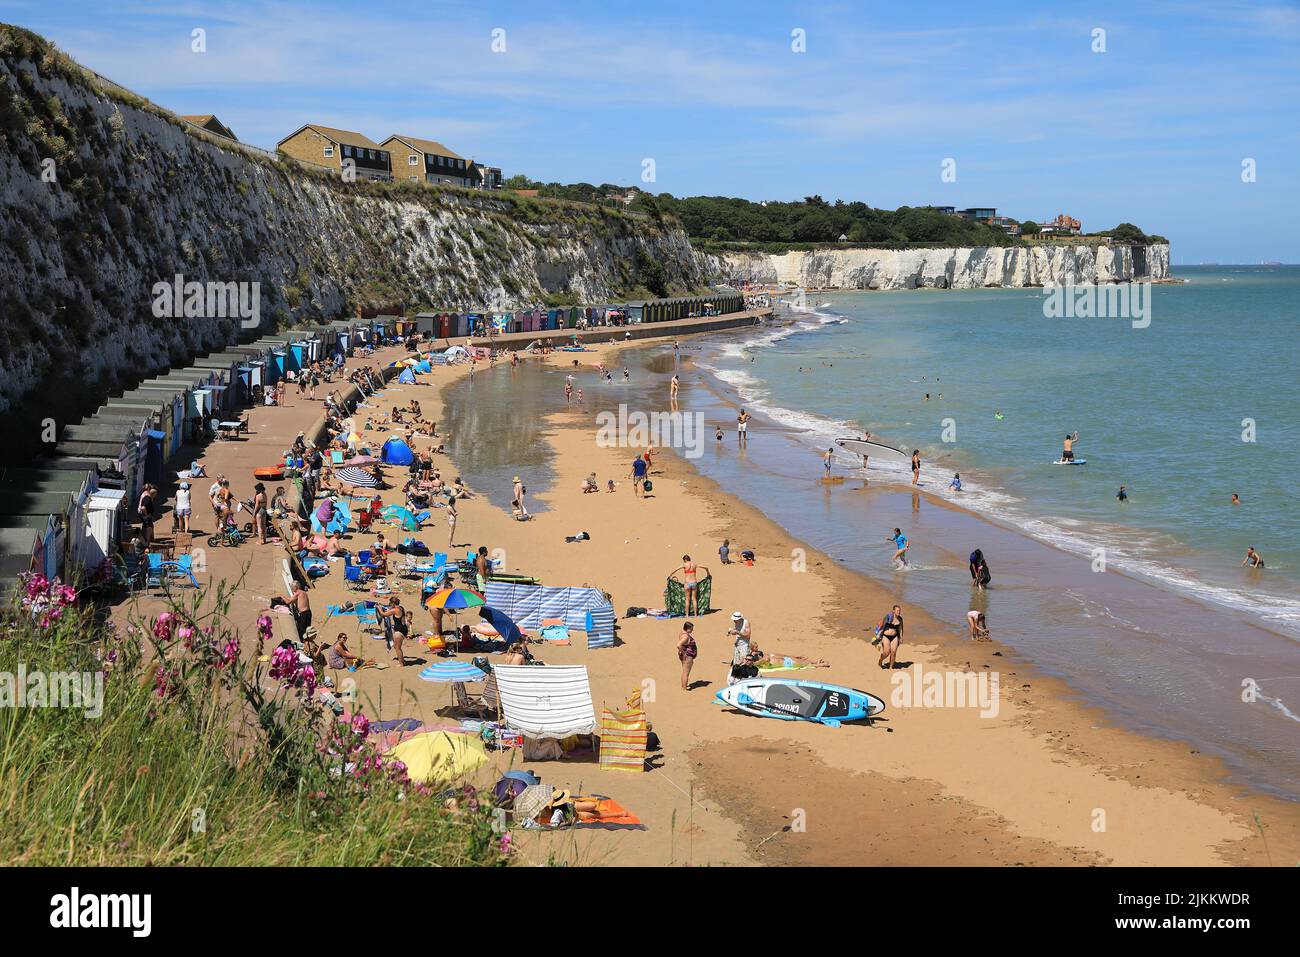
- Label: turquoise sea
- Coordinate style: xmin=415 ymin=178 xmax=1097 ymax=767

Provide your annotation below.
xmin=444 ymin=267 xmax=1300 ymax=799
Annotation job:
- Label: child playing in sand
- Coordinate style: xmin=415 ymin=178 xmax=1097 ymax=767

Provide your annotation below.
xmin=967 ymin=610 xmax=990 ymax=641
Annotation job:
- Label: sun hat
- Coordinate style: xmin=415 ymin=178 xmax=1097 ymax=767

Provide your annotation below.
xmin=179 ymin=482 xmax=190 ymax=489
xmin=731 ymin=611 xmax=744 ymax=621
xmin=549 ymin=788 xmax=572 ymax=807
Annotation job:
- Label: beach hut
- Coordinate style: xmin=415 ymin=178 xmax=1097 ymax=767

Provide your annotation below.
xmin=0 ymin=526 xmax=39 ymax=592
xmin=0 ymin=468 xmax=97 ymax=577
xmin=124 ymin=384 xmax=189 ymax=454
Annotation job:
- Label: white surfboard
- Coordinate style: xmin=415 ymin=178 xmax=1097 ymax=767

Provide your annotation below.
xmin=836 ymin=438 xmax=911 ymax=463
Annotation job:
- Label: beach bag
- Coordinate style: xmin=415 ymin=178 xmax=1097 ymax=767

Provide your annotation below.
xmin=730 ymin=663 xmax=759 ymax=680
xmin=625 ymin=606 xmax=648 ymax=618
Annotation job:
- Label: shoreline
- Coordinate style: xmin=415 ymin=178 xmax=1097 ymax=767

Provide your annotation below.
xmin=436 ymin=338 xmax=1300 ymax=868
xmin=122 ymin=323 xmax=1299 ymax=867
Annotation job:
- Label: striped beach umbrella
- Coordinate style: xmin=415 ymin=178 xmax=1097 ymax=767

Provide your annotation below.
xmin=418 ymin=660 xmax=487 ymax=683
xmin=424 ymin=587 xmax=485 ymax=610
xmin=335 ymin=466 xmax=380 ymax=488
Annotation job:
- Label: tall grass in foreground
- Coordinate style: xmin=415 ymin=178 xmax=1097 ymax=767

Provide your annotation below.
xmin=0 ymin=576 xmax=506 ymax=866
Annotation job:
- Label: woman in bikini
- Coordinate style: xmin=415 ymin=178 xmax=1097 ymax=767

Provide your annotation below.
xmin=877 ymin=604 xmax=904 ymax=670
xmin=676 ymin=621 xmax=698 ymax=690
xmin=672 ymin=555 xmax=707 ymax=616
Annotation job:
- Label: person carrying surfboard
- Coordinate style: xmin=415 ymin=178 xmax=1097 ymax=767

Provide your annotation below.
xmin=1061 ymin=431 xmax=1080 ymax=463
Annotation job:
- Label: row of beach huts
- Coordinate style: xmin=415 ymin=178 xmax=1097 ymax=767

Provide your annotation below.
xmin=0 ymin=291 xmax=747 ymax=595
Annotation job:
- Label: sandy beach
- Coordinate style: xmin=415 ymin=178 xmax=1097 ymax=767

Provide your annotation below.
xmin=122 ymin=329 xmax=1300 ymax=868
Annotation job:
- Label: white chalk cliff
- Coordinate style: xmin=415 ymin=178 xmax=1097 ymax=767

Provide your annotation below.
xmin=713 ymin=243 xmax=1171 ymax=289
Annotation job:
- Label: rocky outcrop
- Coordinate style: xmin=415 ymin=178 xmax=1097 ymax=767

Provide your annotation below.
xmin=0 ymin=27 xmax=709 ymax=414
xmin=712 ymin=242 xmax=1171 ymax=290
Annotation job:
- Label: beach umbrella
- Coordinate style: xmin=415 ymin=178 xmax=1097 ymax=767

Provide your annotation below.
xmin=380 ymin=504 xmax=420 ymax=530
xmin=342 ymin=455 xmax=379 ymax=467
xmin=336 ymin=466 xmax=380 ymax=488
xmin=425 ymin=587 xmax=486 ymax=611
xmin=387 ymin=732 xmax=489 ymax=786
xmin=418 ymin=660 xmax=487 ymax=683
xmin=480 ymin=605 xmax=523 ymax=643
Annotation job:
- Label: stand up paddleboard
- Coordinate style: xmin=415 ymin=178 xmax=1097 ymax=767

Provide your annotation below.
xmin=1052 ymin=459 xmax=1087 ymax=465
xmin=836 ymin=437 xmax=911 ymax=463
xmin=714 ymin=678 xmax=885 ymax=728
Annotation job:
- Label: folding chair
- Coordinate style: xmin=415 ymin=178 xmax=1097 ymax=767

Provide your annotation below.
xmin=343 ymin=559 xmax=368 ymax=592
xmin=168 ymin=554 xmax=201 ymax=589
xmin=356 ymin=508 xmax=374 ymax=534
xmin=144 ymin=552 xmax=168 ymax=592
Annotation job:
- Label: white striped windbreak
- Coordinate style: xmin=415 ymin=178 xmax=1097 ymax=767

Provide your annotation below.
xmin=493 ymin=665 xmax=596 ymax=739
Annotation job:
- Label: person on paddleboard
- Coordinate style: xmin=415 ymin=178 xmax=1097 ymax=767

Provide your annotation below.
xmin=1061 ymin=432 xmax=1080 ymax=462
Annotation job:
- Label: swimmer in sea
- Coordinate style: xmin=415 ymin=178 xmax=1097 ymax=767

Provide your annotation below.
xmin=949 ymin=473 xmax=962 ymax=491
xmin=994 ymin=410 xmax=1004 ymax=420
xmin=1242 ymin=547 xmax=1265 ymax=568
xmin=1231 ymin=493 xmax=1241 ymax=505
xmin=1116 ymin=485 xmax=1128 ymax=503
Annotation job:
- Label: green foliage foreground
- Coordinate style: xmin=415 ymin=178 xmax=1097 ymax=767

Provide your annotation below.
xmin=0 ymin=577 xmax=506 ymax=866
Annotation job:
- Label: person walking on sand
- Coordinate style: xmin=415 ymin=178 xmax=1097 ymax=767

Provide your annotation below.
xmin=253 ymin=482 xmax=269 ymax=544
xmin=888 ymin=528 xmax=910 ymax=567
xmin=676 ymin=621 xmax=698 ymax=690
xmin=630 ymin=454 xmax=649 ymax=497
xmin=446 ymin=494 xmax=459 ymax=546
xmin=737 ymin=408 xmax=750 ymax=447
xmin=512 ymin=476 xmax=528 ymax=519
xmin=877 ymin=605 xmax=903 ymax=669
xmin=174 ymin=481 xmax=192 ymax=533
xmin=910 ymin=449 xmax=921 ymax=485
xmin=378 ymin=596 xmax=411 ymax=665
xmin=1242 ymin=546 xmax=1265 ymax=569
xmin=967 ymin=609 xmax=990 ymax=641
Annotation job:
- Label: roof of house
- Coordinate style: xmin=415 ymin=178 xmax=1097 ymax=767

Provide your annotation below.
xmin=181 ymin=114 xmax=237 ymax=140
xmin=278 ymin=124 xmax=384 ymax=150
xmin=383 ymin=134 xmax=465 ymax=161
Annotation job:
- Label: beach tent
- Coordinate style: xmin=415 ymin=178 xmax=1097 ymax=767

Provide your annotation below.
xmin=310 ymin=500 xmax=351 ymax=535
xmin=397 ymin=367 xmax=417 ymax=385
xmin=443 ymin=345 xmax=469 ymax=360
xmin=380 ymin=437 xmax=415 ymax=466
xmin=483 ymin=582 xmax=616 ymax=650
xmin=492 ymin=665 xmax=596 ymax=739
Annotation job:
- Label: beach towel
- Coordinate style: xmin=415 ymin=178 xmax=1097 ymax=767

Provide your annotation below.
xmin=757 ymin=658 xmax=816 ymax=672
xmin=571 ymin=797 xmax=645 ymax=830
xmin=539 ymin=623 xmax=570 ymax=643
xmin=598 ymin=706 xmax=647 ymax=773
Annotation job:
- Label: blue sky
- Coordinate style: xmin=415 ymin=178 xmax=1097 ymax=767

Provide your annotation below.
xmin=5 ymin=0 xmax=1298 ymax=262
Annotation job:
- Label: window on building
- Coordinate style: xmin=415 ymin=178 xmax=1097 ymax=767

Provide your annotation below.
xmin=324 ymin=145 xmax=335 ymax=157
xmin=408 ymin=153 xmax=418 ymax=166
xmin=342 ymin=145 xmax=351 ymax=157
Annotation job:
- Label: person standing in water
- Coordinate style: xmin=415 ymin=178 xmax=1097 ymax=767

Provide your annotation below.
xmin=967 ymin=610 xmax=991 ymax=641
xmin=910 ymin=450 xmax=921 ymax=485
xmin=823 ymin=447 xmax=834 ymax=475
xmin=888 ymin=528 xmax=910 ymax=567
xmin=1116 ymin=485 xmax=1128 ymax=503
xmin=1061 ymin=431 xmax=1079 ymax=462
xmin=737 ymin=408 xmax=750 ymax=447
xmin=669 ymin=374 xmax=680 ymax=411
